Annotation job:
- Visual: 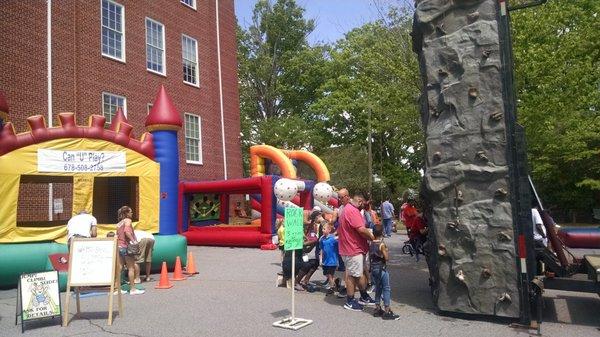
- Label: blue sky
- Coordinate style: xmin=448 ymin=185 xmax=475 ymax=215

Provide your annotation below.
xmin=234 ymin=0 xmax=388 ymax=45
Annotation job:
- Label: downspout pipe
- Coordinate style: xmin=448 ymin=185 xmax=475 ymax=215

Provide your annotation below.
xmin=216 ymin=0 xmax=228 ymax=179
xmin=47 ymin=0 xmax=53 ymax=221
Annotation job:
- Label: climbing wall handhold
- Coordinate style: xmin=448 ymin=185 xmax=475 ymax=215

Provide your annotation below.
xmin=468 ymin=87 xmax=478 ymax=98
xmin=494 ymin=188 xmax=508 ymax=198
xmin=475 ymin=151 xmax=489 ymax=162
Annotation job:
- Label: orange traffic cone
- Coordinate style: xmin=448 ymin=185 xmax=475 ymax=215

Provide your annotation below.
xmin=155 ymin=262 xmax=173 ymax=289
xmin=185 ymin=251 xmax=199 ymax=275
xmin=171 ymin=256 xmax=187 ymax=281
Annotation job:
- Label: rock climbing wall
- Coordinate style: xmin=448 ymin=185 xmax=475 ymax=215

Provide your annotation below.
xmin=412 ymin=0 xmax=521 ymax=318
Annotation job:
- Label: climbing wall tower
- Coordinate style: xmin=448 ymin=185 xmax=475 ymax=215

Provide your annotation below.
xmin=412 ymin=0 xmax=534 ymax=319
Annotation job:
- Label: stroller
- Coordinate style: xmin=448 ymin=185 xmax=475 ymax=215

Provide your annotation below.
xmin=402 ymin=227 xmax=426 ymax=262
xmin=402 ymin=239 xmax=424 ymax=261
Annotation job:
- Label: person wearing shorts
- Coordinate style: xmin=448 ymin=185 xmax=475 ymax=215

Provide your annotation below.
xmin=338 ymin=192 xmax=375 ymax=311
xmin=319 ymin=223 xmax=339 ymax=294
xmin=134 ymin=230 xmax=155 ymax=283
xmin=116 ymin=206 xmax=144 ymax=295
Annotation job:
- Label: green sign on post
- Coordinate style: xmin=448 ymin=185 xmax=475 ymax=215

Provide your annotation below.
xmin=284 ymin=207 xmax=304 ymax=251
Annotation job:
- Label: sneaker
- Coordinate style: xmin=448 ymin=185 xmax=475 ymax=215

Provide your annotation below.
xmin=382 ymin=310 xmax=400 ymax=320
xmin=338 ymin=287 xmax=347 ymax=296
xmin=343 ymin=299 xmax=364 ymax=311
xmin=335 ymin=291 xmax=345 ymax=298
xmin=304 ymin=283 xmax=316 ymax=293
xmin=367 ymin=283 xmax=375 ymax=293
xmin=373 ymin=307 xmax=385 ymax=317
xmin=134 ymin=277 xmax=141 ymax=284
xmin=113 ymin=289 xmax=127 ymax=295
xmin=358 ymin=294 xmax=376 ymax=306
xmin=294 ymin=284 xmax=305 ymax=291
xmin=129 ymin=289 xmax=145 ymax=295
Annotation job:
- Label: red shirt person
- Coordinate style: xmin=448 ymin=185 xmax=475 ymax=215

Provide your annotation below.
xmin=402 ymin=203 xmax=424 ymax=239
xmin=337 ymin=192 xmax=375 ymax=311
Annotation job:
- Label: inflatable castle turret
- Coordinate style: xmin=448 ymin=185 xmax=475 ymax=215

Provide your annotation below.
xmin=145 ymin=85 xmax=182 ymax=235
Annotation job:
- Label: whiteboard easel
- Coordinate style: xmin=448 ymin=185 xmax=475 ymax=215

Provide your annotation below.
xmin=63 ymin=237 xmax=122 ymax=326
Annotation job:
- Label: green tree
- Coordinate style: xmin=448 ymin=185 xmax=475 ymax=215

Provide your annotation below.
xmin=311 ymin=9 xmax=423 ymax=202
xmin=237 ymin=0 xmax=328 ymax=158
xmin=512 ymin=0 xmax=600 ymax=220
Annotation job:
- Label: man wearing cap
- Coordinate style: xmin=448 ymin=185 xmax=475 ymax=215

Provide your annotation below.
xmin=66 ymin=210 xmax=98 ymax=249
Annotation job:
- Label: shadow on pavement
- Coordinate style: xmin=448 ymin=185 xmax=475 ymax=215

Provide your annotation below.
xmin=543 ymin=294 xmax=600 ymax=327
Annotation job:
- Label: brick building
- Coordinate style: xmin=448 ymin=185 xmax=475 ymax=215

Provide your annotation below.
xmin=0 ymin=0 xmax=242 ymax=224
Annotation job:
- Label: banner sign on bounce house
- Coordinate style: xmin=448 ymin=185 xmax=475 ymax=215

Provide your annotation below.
xmin=37 ymin=149 xmax=126 ymax=173
xmin=284 ymin=207 xmax=304 ymax=251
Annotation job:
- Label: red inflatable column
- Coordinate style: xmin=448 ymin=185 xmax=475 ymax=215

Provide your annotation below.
xmin=300 ymin=190 xmax=312 ymax=210
xmin=260 ymin=176 xmax=274 ymax=235
xmin=219 ymin=194 xmax=229 ymax=223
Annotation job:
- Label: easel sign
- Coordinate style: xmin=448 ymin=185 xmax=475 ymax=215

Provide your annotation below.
xmin=15 ymin=271 xmax=61 ymax=333
xmin=63 ymin=237 xmax=122 ymax=326
xmin=273 ymin=207 xmax=313 ymax=331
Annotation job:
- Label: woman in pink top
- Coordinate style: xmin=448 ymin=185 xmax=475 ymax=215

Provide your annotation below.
xmin=116 ymin=206 xmax=144 ymax=295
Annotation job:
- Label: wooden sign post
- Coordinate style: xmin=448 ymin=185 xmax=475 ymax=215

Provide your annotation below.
xmin=63 ymin=237 xmax=122 ymax=326
xmin=15 ymin=271 xmax=61 ymax=333
xmin=273 ymin=207 xmax=313 ymax=331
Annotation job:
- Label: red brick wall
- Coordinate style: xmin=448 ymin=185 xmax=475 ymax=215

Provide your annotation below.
xmin=17 ymin=178 xmax=73 ymax=224
xmin=0 ymin=0 xmax=242 ymax=182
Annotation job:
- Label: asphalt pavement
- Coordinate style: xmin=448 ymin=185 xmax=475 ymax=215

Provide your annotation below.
xmin=1 ymin=233 xmax=599 ymax=337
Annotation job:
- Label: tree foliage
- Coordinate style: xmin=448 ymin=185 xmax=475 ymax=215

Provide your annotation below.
xmin=512 ymin=0 xmax=600 ymax=216
xmin=237 ymin=0 xmax=326 ymax=140
xmin=237 ymin=1 xmax=423 ymax=204
xmin=310 ymin=9 xmax=423 ymax=200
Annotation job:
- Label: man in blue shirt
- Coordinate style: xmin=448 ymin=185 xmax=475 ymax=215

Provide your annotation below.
xmin=381 ymin=198 xmax=395 ymax=238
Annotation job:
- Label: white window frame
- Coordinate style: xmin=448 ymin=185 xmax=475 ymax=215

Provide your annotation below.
xmin=184 ymin=113 xmax=203 ymax=165
xmin=180 ymin=0 xmax=196 ymax=10
xmin=145 ymin=17 xmax=166 ymax=76
xmin=146 ymin=103 xmax=153 ymax=115
xmin=181 ymin=34 xmax=199 ymax=87
xmin=100 ymin=0 xmax=126 ymax=62
xmin=101 ymin=92 xmax=127 ymax=125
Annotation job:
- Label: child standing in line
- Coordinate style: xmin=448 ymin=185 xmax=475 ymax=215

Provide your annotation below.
xmin=370 ymin=227 xmax=399 ymax=320
xmin=276 ymin=218 xmax=285 ymax=262
xmin=319 ymin=223 xmax=339 ymax=295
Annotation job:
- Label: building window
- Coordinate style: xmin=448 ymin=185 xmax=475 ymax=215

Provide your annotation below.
xmin=182 ymin=35 xmax=199 ymax=86
xmin=181 ymin=0 xmax=196 ymax=10
xmin=184 ymin=113 xmax=202 ymax=164
xmin=102 ymin=92 xmax=126 ymax=125
xmin=101 ymin=0 xmax=125 ymax=61
xmin=146 ymin=103 xmax=153 ymax=115
xmin=145 ymin=18 xmax=165 ymax=75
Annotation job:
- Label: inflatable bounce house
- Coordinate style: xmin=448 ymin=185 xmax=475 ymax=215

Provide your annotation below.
xmin=179 ymin=144 xmax=338 ymax=247
xmin=0 ymin=86 xmax=187 ymax=289
xmin=0 ymin=85 xmax=337 ymax=288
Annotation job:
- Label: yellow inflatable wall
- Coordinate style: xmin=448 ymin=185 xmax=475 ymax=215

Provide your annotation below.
xmin=0 ymin=138 xmax=160 ymax=243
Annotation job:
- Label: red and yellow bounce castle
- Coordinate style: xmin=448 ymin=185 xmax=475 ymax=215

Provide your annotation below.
xmin=0 ymin=86 xmax=337 ymax=288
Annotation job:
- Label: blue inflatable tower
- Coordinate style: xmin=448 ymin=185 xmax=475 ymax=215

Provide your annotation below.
xmin=145 ymin=85 xmax=182 ymax=235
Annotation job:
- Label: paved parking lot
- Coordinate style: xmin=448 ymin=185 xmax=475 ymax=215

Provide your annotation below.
xmin=1 ymin=234 xmax=599 ymax=336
